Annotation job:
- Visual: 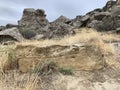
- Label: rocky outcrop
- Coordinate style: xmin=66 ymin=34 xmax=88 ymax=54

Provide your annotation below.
xmin=71 ymin=8 xmax=111 ymax=29
xmin=46 ymin=23 xmax=75 ymax=39
xmin=16 ymin=0 xmax=120 ymax=40
xmin=0 ymin=27 xmax=24 ymax=43
xmin=70 ymin=0 xmax=120 ymax=32
xmin=93 ymin=4 xmax=120 ymax=32
xmin=18 ymin=8 xmax=49 ymax=35
xmin=18 ymin=9 xmax=75 ymax=39
xmin=1 ymin=0 xmax=120 ymax=41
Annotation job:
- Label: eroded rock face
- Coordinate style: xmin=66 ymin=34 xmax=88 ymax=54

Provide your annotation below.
xmin=18 ymin=8 xmax=49 ymax=35
xmin=4 ymin=44 xmax=105 ymax=73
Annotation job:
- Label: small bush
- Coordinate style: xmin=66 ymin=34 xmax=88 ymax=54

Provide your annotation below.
xmin=8 ymin=51 xmax=13 ymax=61
xmin=59 ymin=67 xmax=73 ymax=75
xmin=19 ymin=29 xmax=36 ymax=39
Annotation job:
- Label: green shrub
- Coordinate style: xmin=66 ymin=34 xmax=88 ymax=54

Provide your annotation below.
xmin=8 ymin=51 xmax=13 ymax=61
xmin=19 ymin=29 xmax=36 ymax=39
xmin=59 ymin=67 xmax=73 ymax=75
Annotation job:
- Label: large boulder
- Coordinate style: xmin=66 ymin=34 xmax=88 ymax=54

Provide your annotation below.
xmin=46 ymin=23 xmax=74 ymax=39
xmin=71 ymin=15 xmax=83 ymax=28
xmin=93 ymin=12 xmax=111 ymax=21
xmin=0 ymin=27 xmax=24 ymax=43
xmin=93 ymin=5 xmax=120 ymax=32
xmin=18 ymin=8 xmax=49 ymax=36
xmin=71 ymin=15 xmax=90 ymax=28
xmin=40 ymin=16 xmax=75 ymax=39
xmin=91 ymin=16 xmax=114 ymax=31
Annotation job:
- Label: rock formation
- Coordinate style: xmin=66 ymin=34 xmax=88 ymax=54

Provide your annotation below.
xmin=0 ymin=27 xmax=24 ymax=44
xmin=0 ymin=0 xmax=120 ymax=41
xmin=18 ymin=9 xmax=75 ymax=39
xmin=76 ymin=0 xmax=120 ymax=32
xmin=18 ymin=8 xmax=49 ymax=35
xmin=46 ymin=16 xmax=74 ymax=39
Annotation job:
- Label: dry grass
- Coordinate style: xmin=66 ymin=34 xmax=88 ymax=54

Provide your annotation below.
xmin=0 ymin=46 xmax=42 ymax=90
xmin=16 ymin=28 xmax=119 ymax=56
xmin=0 ymin=71 xmax=41 ymax=90
xmin=0 ymin=28 xmax=119 ymax=90
xmin=17 ymin=28 xmax=120 ymax=46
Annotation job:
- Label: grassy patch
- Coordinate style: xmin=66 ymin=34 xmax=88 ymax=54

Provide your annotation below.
xmin=59 ymin=67 xmax=73 ymax=75
xmin=8 ymin=51 xmax=14 ymax=61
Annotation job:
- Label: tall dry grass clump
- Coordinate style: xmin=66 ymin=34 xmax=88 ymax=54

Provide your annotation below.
xmin=0 ymin=45 xmax=43 ymax=90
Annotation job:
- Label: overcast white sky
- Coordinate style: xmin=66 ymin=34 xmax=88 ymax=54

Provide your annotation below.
xmin=0 ymin=0 xmax=109 ymax=25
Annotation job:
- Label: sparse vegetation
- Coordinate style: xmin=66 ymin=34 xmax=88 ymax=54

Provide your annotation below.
xmin=59 ymin=67 xmax=73 ymax=75
xmin=8 ymin=51 xmax=13 ymax=61
xmin=1 ymin=0 xmax=120 ymax=89
xmin=30 ymin=65 xmax=41 ymax=74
